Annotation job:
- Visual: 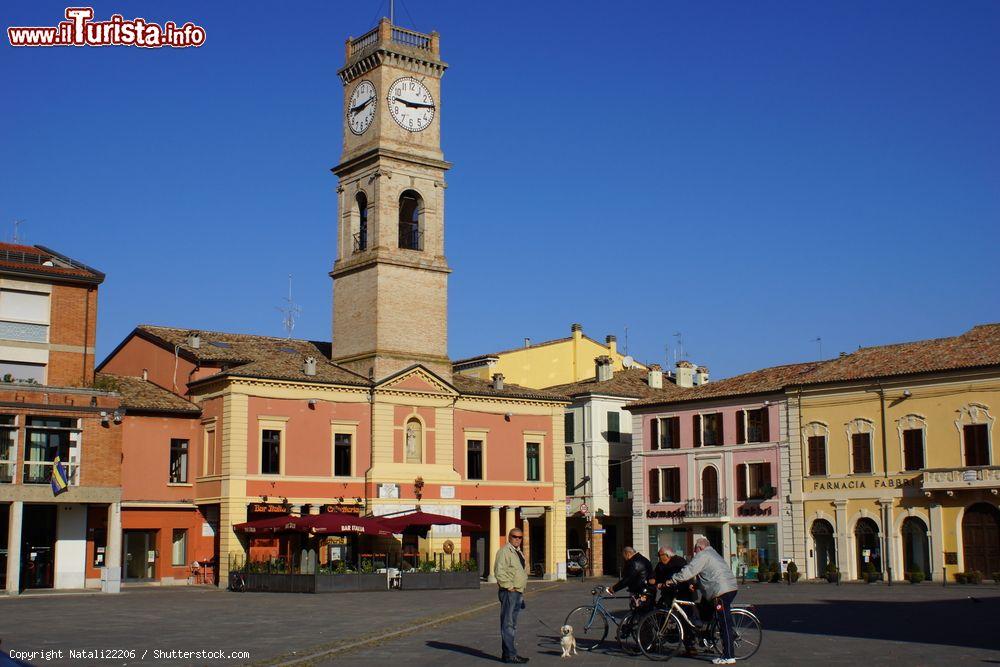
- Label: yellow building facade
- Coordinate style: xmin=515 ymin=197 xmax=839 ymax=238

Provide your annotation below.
xmin=790 ymin=328 xmax=1000 ymax=582
xmin=454 ymin=323 xmax=645 ymax=389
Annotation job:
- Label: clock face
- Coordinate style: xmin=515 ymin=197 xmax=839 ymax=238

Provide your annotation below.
xmin=387 ymin=77 xmax=435 ymax=132
xmin=347 ymin=80 xmax=377 ymax=135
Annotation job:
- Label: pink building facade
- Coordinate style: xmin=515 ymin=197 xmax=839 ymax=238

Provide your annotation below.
xmin=628 ymin=394 xmax=791 ymax=578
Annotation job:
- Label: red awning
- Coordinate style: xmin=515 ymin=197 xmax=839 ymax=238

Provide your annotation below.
xmin=233 ymin=515 xmax=300 ymax=534
xmin=379 ymin=511 xmax=479 ymax=534
xmin=300 ymin=512 xmax=393 ymax=536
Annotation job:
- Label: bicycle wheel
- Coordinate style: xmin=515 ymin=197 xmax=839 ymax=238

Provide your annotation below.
xmin=730 ymin=609 xmax=763 ymax=660
xmin=638 ymin=609 xmax=683 ymax=661
xmin=616 ymin=612 xmax=642 ymax=656
xmin=564 ymin=606 xmax=608 ymax=651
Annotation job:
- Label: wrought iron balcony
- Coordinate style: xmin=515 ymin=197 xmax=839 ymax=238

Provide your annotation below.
xmin=922 ymin=466 xmax=1000 ymax=492
xmin=353 ymin=231 xmax=368 ymax=253
xmin=685 ymin=497 xmax=727 ymax=518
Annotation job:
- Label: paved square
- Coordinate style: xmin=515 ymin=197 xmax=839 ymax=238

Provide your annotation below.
xmin=1 ymin=579 xmax=999 ymax=665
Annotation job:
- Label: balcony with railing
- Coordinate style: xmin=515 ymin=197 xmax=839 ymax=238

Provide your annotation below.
xmin=353 ymin=231 xmax=368 ymax=253
xmin=346 ymin=18 xmax=440 ymax=62
xmin=23 ymin=459 xmax=79 ymax=485
xmin=685 ymin=497 xmax=728 ymax=518
xmin=922 ymin=466 xmax=1000 ymax=492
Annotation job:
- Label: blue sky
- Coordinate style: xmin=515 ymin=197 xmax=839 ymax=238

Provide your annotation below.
xmin=2 ymin=1 xmax=998 ymax=379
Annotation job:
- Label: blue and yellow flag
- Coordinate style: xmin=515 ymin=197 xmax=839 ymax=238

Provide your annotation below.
xmin=50 ymin=456 xmax=69 ymax=496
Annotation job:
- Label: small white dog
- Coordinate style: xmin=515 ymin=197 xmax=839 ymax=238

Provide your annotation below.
xmin=560 ymin=624 xmax=578 ymax=658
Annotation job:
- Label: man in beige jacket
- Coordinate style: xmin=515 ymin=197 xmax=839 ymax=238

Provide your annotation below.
xmin=494 ymin=527 xmax=529 ymax=663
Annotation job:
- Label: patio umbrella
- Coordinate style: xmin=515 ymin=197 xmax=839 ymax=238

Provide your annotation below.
xmin=301 ymin=512 xmax=393 ymax=536
xmin=379 ymin=511 xmax=479 ymax=535
xmin=233 ymin=515 xmax=300 ymax=534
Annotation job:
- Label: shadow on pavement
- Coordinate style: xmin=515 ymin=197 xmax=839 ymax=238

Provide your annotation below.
xmin=426 ymin=640 xmax=499 ymax=661
xmin=757 ymin=596 xmax=1000 ymax=651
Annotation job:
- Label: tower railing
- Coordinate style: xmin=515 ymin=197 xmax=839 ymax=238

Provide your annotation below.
xmin=391 ymin=26 xmax=431 ymax=50
xmin=347 ymin=19 xmax=438 ymax=60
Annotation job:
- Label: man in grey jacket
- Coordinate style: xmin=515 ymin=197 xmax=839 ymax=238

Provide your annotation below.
xmin=666 ymin=538 xmax=739 ymax=665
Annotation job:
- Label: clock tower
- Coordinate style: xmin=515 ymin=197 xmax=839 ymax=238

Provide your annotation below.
xmin=330 ymin=18 xmax=452 ymax=381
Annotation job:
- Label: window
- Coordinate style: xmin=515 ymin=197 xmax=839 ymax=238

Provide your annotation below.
xmin=662 ymin=468 xmax=681 ymax=502
xmin=736 ymin=462 xmax=772 ymax=501
xmin=405 ymin=418 xmax=422 ymax=463
xmin=807 ymin=435 xmax=827 ymax=476
xmin=902 ymin=429 xmax=924 ymax=471
xmin=467 ymin=439 xmax=483 ymax=480
xmin=702 ymin=413 xmax=723 ymax=446
xmin=171 ymin=529 xmax=188 ymax=566
xmin=0 ymin=289 xmax=50 ymax=322
xmin=24 ymin=417 xmax=78 ymax=484
xmin=609 ymin=459 xmax=622 ymax=496
xmin=334 ymin=433 xmax=352 ymax=477
xmin=565 ymin=459 xmax=575 ymax=496
xmin=660 ymin=417 xmax=680 ymax=449
xmin=169 ymin=439 xmax=189 ymax=483
xmin=0 ymin=415 xmax=15 ymax=484
xmin=738 ymin=408 xmax=769 ymax=444
xmin=398 ymin=190 xmax=422 ymax=250
xmin=261 ymin=429 xmax=281 ymax=475
xmin=0 ymin=360 xmax=46 ymax=382
xmin=851 ymin=433 xmax=872 ymax=474
xmin=607 ymin=411 xmax=620 ymax=443
xmin=564 ymin=412 xmax=575 ymax=443
xmin=354 ymin=192 xmax=368 ymax=251
xmin=526 ymin=442 xmax=540 ymax=482
xmin=203 ymin=428 xmax=216 ymax=476
xmin=650 ymin=417 xmax=659 ymax=450
xmin=964 ymin=424 xmax=990 ymax=467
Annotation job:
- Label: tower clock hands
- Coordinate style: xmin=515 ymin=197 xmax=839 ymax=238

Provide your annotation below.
xmin=393 ymin=96 xmax=435 ymax=109
xmin=350 ymin=97 xmax=374 ymax=114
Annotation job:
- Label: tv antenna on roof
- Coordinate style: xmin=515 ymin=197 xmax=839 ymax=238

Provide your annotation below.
xmin=812 ymin=337 xmax=822 ymax=360
xmin=673 ymin=332 xmax=685 ymax=362
xmin=11 ymin=219 xmax=24 ymax=244
xmin=276 ymin=274 xmax=301 ymax=339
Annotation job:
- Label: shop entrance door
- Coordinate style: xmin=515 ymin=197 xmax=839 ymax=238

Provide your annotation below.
xmin=854 ymin=518 xmax=881 ymax=579
xmin=962 ymin=503 xmax=1000 ymax=575
xmin=22 ymin=505 xmax=57 ymax=589
xmin=123 ymin=530 xmax=157 ymax=580
xmin=811 ymin=519 xmax=835 ymax=576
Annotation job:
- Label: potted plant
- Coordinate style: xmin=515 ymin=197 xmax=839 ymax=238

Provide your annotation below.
xmin=769 ymin=561 xmax=781 ymax=583
xmin=863 ymin=562 xmax=881 ymax=583
xmin=824 ymin=563 xmax=841 ymax=584
xmin=907 ymin=570 xmax=925 ymax=584
xmin=992 ymin=571 xmax=1000 ymax=584
xmin=968 ymin=570 xmax=984 ymax=585
xmin=784 ymin=561 xmax=800 ymax=583
xmin=954 ymin=572 xmax=969 ymax=584
xmin=755 ymin=565 xmax=769 ymax=583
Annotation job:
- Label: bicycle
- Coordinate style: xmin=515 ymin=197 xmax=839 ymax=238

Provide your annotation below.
xmin=637 ymin=595 xmax=762 ymax=661
xmin=228 ymin=571 xmax=247 ymax=592
xmin=563 ymin=586 xmax=649 ymax=656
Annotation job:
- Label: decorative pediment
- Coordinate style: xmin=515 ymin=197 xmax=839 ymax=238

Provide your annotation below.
xmin=376 ymin=365 xmax=457 ymax=396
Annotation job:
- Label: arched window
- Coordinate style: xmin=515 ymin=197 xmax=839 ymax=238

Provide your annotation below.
xmin=405 ymin=418 xmax=422 ymax=463
xmin=354 ymin=192 xmax=368 ymax=251
xmin=901 ymin=516 xmax=930 ymax=578
xmin=398 ymin=190 xmax=422 ymax=250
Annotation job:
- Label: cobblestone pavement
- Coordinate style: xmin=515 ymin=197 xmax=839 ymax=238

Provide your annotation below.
xmin=1 ymin=579 xmax=999 ymax=665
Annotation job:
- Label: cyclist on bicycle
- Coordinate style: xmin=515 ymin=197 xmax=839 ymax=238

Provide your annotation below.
xmin=604 ymin=546 xmax=652 ymax=599
xmin=663 ymin=537 xmax=739 ymax=665
xmin=650 ymin=547 xmax=701 ymax=656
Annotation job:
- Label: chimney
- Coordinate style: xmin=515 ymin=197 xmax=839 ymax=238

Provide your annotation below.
xmin=675 ymin=360 xmax=695 ymax=388
xmin=186 ymin=331 xmax=201 ymax=349
xmin=141 ymin=368 xmax=148 ymax=381
xmin=523 ymin=337 xmax=531 ymax=348
xmin=304 ymin=357 xmax=317 ymax=376
xmin=605 ymin=334 xmax=617 ymax=355
xmin=647 ymin=363 xmax=663 ymax=389
xmin=595 ymin=355 xmax=613 ymax=382
xmin=492 ymin=373 xmax=505 ymax=391
xmin=571 ymin=323 xmax=583 ymax=338
xmin=695 ymin=366 xmax=710 ymax=385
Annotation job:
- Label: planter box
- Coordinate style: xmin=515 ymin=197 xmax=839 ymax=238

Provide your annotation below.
xmin=826 ymin=573 xmax=840 ymax=584
xmin=315 ymin=573 xmax=387 ymax=592
xmin=440 ymin=571 xmax=481 ymax=589
xmin=243 ymin=573 xmax=315 ymax=593
xmin=400 ymin=572 xmax=441 ymax=590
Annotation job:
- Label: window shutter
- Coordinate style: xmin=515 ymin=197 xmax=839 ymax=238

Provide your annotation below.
xmin=736 ymin=463 xmax=747 ymax=501
xmin=761 ymin=408 xmax=770 ymax=442
xmin=650 ymin=418 xmax=659 ymax=451
xmin=668 ymin=469 xmax=680 ymax=502
xmin=694 ymin=415 xmax=702 ymax=447
xmin=648 ymin=469 xmax=660 ymax=504
xmin=762 ymin=462 xmax=772 ymax=495
xmin=716 ymin=413 xmax=725 ymax=445
xmin=965 ymin=425 xmax=988 ymax=466
xmin=852 ymin=433 xmax=871 ymax=474
xmin=671 ymin=417 xmax=681 ymax=449
xmin=808 ymin=436 xmax=826 ymax=476
xmin=736 ymin=411 xmax=745 ymax=445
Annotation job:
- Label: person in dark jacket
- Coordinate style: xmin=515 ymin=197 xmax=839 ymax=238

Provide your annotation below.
xmin=606 ymin=546 xmax=652 ymax=596
xmin=650 ymin=547 xmax=701 ymax=655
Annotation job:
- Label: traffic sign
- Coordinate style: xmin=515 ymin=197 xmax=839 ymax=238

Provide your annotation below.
xmin=593 ymin=529 xmax=606 ymax=535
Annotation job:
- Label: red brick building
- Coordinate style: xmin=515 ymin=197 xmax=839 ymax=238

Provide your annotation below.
xmin=0 ymin=244 xmax=123 ymax=594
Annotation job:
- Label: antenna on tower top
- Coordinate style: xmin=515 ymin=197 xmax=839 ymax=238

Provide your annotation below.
xmin=11 ymin=219 xmax=24 ymax=244
xmin=812 ymin=336 xmax=822 ymax=360
xmin=389 ymin=0 xmax=394 ymax=25
xmin=276 ymin=274 xmax=301 ymax=339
